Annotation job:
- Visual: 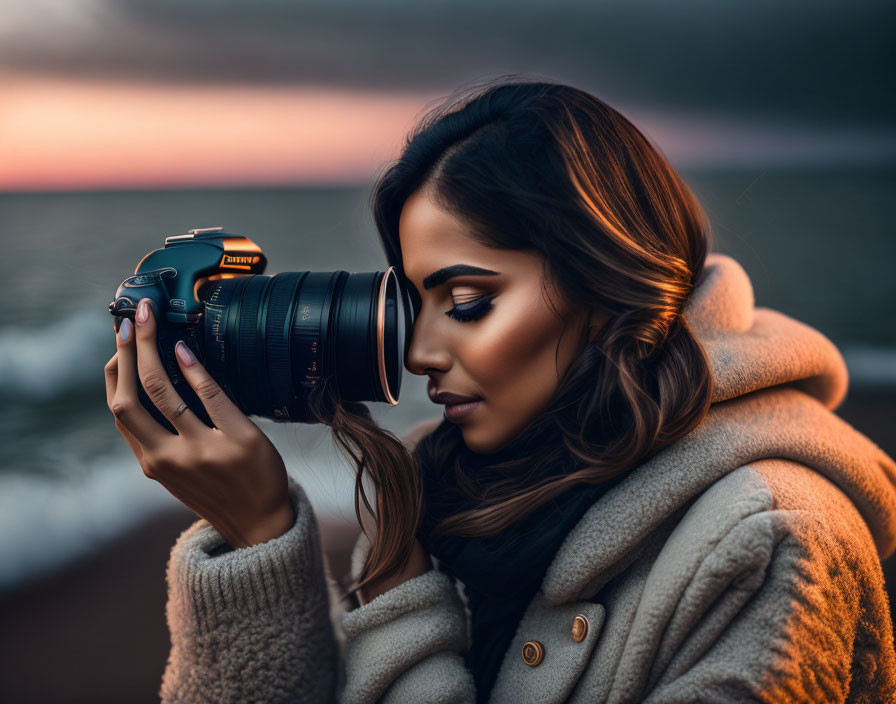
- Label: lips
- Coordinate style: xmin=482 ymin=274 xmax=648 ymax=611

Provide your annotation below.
xmin=427 ymin=379 xmax=481 ymax=405
xmin=443 ymin=398 xmax=481 ymax=422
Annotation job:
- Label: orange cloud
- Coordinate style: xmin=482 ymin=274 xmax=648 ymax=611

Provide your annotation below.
xmin=0 ymin=74 xmax=439 ymax=191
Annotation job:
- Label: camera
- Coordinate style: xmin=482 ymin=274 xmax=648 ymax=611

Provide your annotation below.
xmin=108 ymin=227 xmax=414 ymax=431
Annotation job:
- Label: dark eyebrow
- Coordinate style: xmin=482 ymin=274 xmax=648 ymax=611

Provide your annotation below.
xmin=422 ymin=264 xmax=500 ymax=290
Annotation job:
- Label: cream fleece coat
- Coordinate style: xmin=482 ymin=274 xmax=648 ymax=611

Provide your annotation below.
xmin=159 ymin=253 xmax=896 ymax=703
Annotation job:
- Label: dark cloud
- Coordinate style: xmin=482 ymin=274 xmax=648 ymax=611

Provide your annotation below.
xmin=1 ymin=0 xmax=894 ymax=126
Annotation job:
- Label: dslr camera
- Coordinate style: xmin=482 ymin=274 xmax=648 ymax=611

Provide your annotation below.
xmin=108 ymin=227 xmax=414 ymax=431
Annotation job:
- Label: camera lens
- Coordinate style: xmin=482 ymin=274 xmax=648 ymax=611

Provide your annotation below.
xmin=194 ymin=267 xmax=412 ymax=423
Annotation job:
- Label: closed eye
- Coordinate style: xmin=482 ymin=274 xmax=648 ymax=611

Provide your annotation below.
xmin=445 ymin=294 xmax=496 ymax=323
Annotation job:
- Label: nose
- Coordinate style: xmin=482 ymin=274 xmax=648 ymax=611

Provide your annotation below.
xmin=404 ymin=305 xmax=451 ymax=376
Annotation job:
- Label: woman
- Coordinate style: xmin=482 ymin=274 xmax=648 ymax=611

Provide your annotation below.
xmin=104 ymin=80 xmax=896 ymax=703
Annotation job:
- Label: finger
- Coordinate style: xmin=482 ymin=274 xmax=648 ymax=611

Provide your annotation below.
xmin=133 ymin=298 xmax=205 ymax=436
xmin=115 ymin=418 xmax=145 ymax=463
xmin=110 ymin=315 xmax=173 ymax=451
xmin=104 ymin=351 xmax=119 ymax=410
xmin=173 ymin=338 xmax=258 ymax=438
xmin=106 ymin=351 xmax=145 ymax=462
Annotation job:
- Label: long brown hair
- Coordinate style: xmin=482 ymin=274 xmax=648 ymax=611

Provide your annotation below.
xmin=304 ymin=375 xmax=422 ymax=599
xmin=330 ymin=77 xmax=714 ymax=597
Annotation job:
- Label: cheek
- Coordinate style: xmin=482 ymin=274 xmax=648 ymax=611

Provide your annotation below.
xmin=465 ymin=291 xmax=570 ymax=422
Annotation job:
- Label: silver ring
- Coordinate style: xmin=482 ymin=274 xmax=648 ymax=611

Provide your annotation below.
xmin=172 ymin=402 xmax=188 ymax=418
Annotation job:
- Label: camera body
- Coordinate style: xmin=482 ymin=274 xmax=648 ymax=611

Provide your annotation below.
xmin=108 ymin=227 xmax=268 ymax=431
xmin=109 ymin=227 xmax=412 ymax=431
xmin=109 ymin=226 xmax=267 ymax=324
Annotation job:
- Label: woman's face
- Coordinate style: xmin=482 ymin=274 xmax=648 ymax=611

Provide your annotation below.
xmin=399 ymin=185 xmax=610 ymax=454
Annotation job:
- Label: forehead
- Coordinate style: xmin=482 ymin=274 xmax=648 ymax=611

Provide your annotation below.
xmin=398 ymin=188 xmax=501 ymax=277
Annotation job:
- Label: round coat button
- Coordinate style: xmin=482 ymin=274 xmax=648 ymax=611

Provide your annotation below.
xmin=521 ymin=640 xmax=545 ymax=667
xmin=572 ymin=614 xmax=589 ymax=642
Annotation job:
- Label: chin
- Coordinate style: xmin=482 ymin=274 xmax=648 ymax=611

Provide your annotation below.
xmin=459 ymin=424 xmax=508 ymax=455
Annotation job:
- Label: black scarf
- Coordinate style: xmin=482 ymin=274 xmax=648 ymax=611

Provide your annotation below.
xmin=415 ymin=423 xmax=610 ymax=703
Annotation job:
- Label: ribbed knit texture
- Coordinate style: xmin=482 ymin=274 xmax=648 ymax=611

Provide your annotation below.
xmin=160 ymin=477 xmax=340 ymax=703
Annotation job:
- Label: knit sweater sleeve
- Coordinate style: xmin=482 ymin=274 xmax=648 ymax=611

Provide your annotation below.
xmin=159 ymin=475 xmax=340 ymax=704
xmin=158 ymin=415 xmax=473 ymax=703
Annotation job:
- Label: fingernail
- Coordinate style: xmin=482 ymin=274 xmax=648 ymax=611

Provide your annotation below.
xmin=175 ymin=340 xmax=197 ymax=367
xmin=119 ymin=317 xmax=132 ymax=341
xmin=136 ymin=299 xmax=150 ymax=324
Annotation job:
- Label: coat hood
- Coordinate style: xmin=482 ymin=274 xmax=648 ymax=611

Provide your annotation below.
xmin=542 ymin=252 xmax=896 ymax=604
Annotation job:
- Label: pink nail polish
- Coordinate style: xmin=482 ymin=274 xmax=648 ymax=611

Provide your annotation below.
xmin=175 ymin=340 xmax=197 ymax=366
xmin=136 ymin=299 xmax=149 ymax=323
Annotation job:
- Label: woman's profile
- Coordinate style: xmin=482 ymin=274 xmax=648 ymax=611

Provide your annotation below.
xmin=104 ymin=78 xmax=896 ymax=703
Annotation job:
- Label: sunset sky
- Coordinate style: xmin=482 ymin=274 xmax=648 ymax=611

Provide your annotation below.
xmin=1 ymin=0 xmax=893 ymax=191
xmin=0 ymin=75 xmax=436 ymax=190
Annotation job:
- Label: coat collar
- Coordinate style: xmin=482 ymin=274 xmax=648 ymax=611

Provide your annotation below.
xmin=541 ymin=253 xmax=894 ymax=604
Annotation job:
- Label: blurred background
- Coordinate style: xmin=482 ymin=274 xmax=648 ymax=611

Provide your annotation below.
xmin=0 ymin=1 xmax=894 ymax=701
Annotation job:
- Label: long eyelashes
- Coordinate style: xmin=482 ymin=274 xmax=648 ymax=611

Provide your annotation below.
xmin=445 ymin=294 xmax=497 ymax=323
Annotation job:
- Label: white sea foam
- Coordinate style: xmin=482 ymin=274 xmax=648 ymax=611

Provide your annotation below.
xmin=0 ymin=452 xmax=178 ymax=590
xmin=0 ymin=434 xmax=358 ymax=592
xmin=0 ymin=306 xmax=113 ymax=401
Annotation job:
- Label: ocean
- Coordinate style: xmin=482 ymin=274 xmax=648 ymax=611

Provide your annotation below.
xmin=1 ymin=168 xmax=894 ymax=590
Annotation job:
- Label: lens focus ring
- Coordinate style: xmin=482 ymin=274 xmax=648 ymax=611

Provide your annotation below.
xmin=266 ymin=272 xmax=305 ymax=418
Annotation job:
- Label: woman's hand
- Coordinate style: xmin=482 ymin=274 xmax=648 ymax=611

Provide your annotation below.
xmin=104 ymin=297 xmax=295 ymax=549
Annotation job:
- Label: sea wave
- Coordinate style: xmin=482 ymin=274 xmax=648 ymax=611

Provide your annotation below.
xmin=0 ymin=452 xmax=178 ymax=591
xmin=0 ymin=444 xmax=357 ymax=592
xmin=0 ymin=306 xmax=114 ymax=401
